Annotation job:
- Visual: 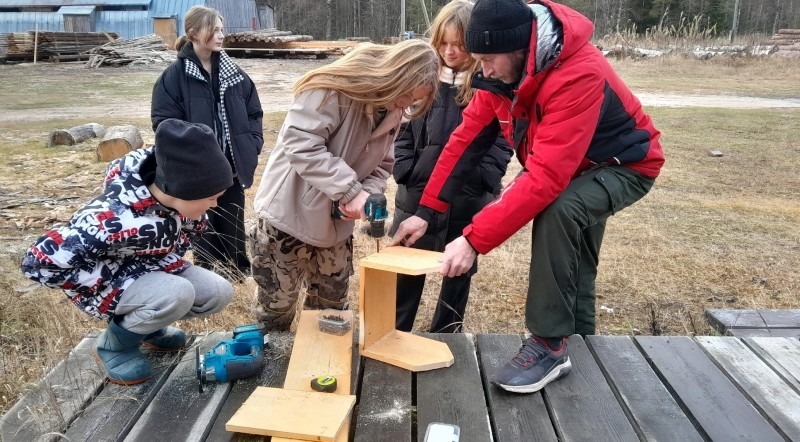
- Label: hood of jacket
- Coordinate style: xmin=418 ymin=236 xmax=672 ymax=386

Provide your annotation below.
xmin=515 ymin=0 xmax=594 ymax=110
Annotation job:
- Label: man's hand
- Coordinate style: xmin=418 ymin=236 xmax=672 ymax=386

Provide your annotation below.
xmin=389 ymin=215 xmax=428 ymax=247
xmin=440 ymin=236 xmax=477 ymax=278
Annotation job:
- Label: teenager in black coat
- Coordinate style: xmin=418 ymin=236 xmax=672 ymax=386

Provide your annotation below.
xmin=151 ymin=6 xmax=263 ymax=280
xmin=390 ymin=1 xmax=512 ymax=332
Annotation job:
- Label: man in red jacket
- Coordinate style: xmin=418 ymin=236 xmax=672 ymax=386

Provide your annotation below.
xmin=391 ymin=0 xmax=664 ymax=393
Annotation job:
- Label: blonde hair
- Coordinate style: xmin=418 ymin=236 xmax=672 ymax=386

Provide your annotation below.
xmin=175 ymin=6 xmax=223 ymax=51
xmin=293 ymin=39 xmax=440 ymax=119
xmin=429 ymin=0 xmax=479 ymax=106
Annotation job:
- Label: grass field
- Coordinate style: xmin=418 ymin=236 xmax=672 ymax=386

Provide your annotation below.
xmin=0 ymin=54 xmax=799 ymax=414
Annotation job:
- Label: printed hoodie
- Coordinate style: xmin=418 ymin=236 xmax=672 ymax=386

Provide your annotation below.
xmin=21 ymin=148 xmax=204 ymax=320
xmin=417 ymin=0 xmax=665 ymax=254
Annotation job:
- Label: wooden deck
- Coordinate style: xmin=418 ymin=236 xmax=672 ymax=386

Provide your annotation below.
xmin=2 ymin=330 xmax=800 ymax=441
xmin=706 ymin=308 xmax=800 ymax=337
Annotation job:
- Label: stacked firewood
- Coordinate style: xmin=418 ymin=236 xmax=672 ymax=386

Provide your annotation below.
xmin=0 ymin=31 xmax=116 ymax=61
xmin=85 ymin=34 xmax=174 ymax=68
xmin=771 ymin=29 xmax=800 ymax=57
xmin=224 ymin=28 xmax=313 ymax=45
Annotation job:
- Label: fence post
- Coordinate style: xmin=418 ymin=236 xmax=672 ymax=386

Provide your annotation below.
xmin=34 ymin=22 xmax=39 ymax=64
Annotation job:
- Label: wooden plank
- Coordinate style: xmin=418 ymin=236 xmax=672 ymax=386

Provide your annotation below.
xmin=354 ymin=358 xmax=412 ymax=442
xmin=64 ymin=337 xmax=194 ymax=442
xmin=637 ymin=336 xmax=783 ymax=441
xmin=706 ymin=309 xmax=800 ymax=332
xmin=359 ymin=246 xmax=442 ymax=275
xmin=545 ymin=335 xmax=638 ymax=441
xmin=206 ymin=332 xmax=294 ymax=442
xmin=273 ymin=309 xmax=354 ymax=442
xmin=359 ymin=267 xmax=397 ymax=349
xmin=123 ymin=332 xmax=231 ymax=442
xmin=226 ymin=387 xmax=356 ymax=441
xmin=416 ymin=334 xmax=492 ymax=442
xmin=0 ymin=330 xmax=104 ymax=442
xmin=475 ymin=334 xmax=557 ymax=442
xmin=697 ymin=336 xmax=800 ymax=440
xmin=587 ymin=336 xmax=702 ymax=441
xmin=743 ymin=337 xmax=800 ymax=393
xmin=729 ymin=328 xmax=800 ymax=337
xmin=360 ymin=330 xmax=453 ymax=372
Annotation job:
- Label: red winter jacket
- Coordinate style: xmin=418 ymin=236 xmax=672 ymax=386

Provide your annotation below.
xmin=417 ymin=0 xmax=664 ymax=254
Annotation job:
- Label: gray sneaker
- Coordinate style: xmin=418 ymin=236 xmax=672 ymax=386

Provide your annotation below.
xmin=490 ymin=336 xmax=571 ymax=393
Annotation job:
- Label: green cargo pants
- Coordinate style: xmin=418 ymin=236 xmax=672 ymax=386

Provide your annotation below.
xmin=527 ymin=166 xmax=654 ymax=338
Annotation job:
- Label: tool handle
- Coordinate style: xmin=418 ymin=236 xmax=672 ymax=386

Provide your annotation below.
xmin=225 ymin=355 xmax=265 ymax=381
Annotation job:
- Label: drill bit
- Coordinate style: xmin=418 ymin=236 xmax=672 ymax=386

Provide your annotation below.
xmin=375 ymin=238 xmax=380 ymax=253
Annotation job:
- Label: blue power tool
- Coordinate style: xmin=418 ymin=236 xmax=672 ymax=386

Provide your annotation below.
xmin=196 ymin=323 xmax=267 ymax=393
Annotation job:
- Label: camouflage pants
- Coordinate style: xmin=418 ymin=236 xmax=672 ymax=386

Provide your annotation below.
xmin=249 ymin=218 xmax=353 ymax=331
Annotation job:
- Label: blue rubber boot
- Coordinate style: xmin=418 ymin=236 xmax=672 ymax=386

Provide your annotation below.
xmin=95 ymin=319 xmax=152 ymax=385
xmin=142 ymin=327 xmax=186 ymax=351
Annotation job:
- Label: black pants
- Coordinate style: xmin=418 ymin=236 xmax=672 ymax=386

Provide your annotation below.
xmin=395 ymin=260 xmax=476 ymax=333
xmin=194 ymin=178 xmax=250 ymax=276
xmin=526 ymin=166 xmax=654 ymax=338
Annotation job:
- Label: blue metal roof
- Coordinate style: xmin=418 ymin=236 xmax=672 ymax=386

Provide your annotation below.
xmin=149 ymin=0 xmax=202 ymax=36
xmin=0 ymin=0 xmax=149 ymax=6
xmin=58 ymin=5 xmax=95 ymax=14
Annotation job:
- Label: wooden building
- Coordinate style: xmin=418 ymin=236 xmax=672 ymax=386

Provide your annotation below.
xmin=0 ymin=0 xmax=272 ymax=42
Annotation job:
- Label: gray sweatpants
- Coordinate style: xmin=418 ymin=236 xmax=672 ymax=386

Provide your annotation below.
xmin=115 ymin=265 xmax=233 ymax=334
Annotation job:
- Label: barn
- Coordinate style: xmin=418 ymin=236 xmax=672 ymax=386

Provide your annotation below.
xmin=0 ymin=0 xmax=274 ymax=44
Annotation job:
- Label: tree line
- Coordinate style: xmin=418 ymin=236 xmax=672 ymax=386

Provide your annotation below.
xmin=258 ymin=0 xmax=800 ymax=43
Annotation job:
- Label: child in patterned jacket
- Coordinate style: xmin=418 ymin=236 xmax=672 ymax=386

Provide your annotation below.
xmin=21 ymin=119 xmax=235 ymax=385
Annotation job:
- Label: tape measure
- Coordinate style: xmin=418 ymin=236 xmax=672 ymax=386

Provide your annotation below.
xmin=310 ymin=375 xmax=338 ymax=393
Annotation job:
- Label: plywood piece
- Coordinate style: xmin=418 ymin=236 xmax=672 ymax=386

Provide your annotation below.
xmin=360 ymin=330 xmax=453 ymax=372
xmin=274 ymin=309 xmax=354 ymax=442
xmin=359 ymin=246 xmax=442 ymax=275
xmin=359 ymin=266 xmax=398 ymax=349
xmin=226 ymin=387 xmax=355 ymax=441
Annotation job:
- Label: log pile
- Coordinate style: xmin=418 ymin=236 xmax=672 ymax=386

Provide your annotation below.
xmin=224 ymin=29 xmax=313 ymax=45
xmin=223 ymin=28 xmax=360 ymax=58
xmin=85 ymin=34 xmax=174 ymax=68
xmin=770 ymin=29 xmax=800 ymax=58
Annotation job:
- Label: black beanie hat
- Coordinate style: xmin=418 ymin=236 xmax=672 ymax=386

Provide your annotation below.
xmin=153 ymin=119 xmax=233 ymax=200
xmin=465 ymin=0 xmax=533 ymax=54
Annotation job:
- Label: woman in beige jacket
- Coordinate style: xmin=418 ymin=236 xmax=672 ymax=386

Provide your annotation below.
xmin=251 ymin=40 xmax=439 ymax=330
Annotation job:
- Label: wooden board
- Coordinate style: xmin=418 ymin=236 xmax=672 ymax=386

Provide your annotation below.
xmin=476 ymin=334 xmax=557 ymax=442
xmin=636 ymin=336 xmax=784 ymax=441
xmin=0 ymin=330 xmax=104 ymax=442
xmin=207 ymin=332 xmax=295 ymax=442
xmin=705 ymin=309 xmax=800 ymax=333
xmin=226 ymin=387 xmax=356 ymax=441
xmin=360 ymin=330 xmax=453 ymax=372
xmin=64 ymin=337 xmax=193 ymax=442
xmin=359 ymin=267 xmax=397 ymax=349
xmin=416 ymin=334 xmax=492 ymax=442
xmin=697 ymin=336 xmax=800 ymax=440
xmin=587 ymin=336 xmax=702 ymax=441
xmin=545 ymin=335 xmax=638 ymax=441
xmin=354 ymin=358 xmax=412 ymax=442
xmin=359 ymin=246 xmax=442 ymax=275
xmin=743 ymin=337 xmax=800 ymax=393
xmin=729 ymin=327 xmax=800 ymax=337
xmin=272 ymin=309 xmax=355 ymax=442
xmin=123 ymin=332 xmax=231 ymax=442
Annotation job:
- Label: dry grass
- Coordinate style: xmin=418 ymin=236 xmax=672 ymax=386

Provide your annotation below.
xmin=0 ymin=55 xmax=799 ymax=416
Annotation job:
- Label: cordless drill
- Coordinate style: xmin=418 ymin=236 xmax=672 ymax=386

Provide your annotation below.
xmin=365 ymin=193 xmax=388 ymax=252
xmin=196 ymin=323 xmax=267 ymax=393
xmin=332 ymin=193 xmax=388 ymax=252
